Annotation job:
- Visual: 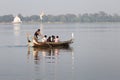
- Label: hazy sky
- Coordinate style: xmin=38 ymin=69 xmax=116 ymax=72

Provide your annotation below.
xmin=0 ymin=0 xmax=119 ymax=16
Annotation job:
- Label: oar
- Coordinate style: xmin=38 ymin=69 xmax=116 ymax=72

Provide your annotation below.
xmin=46 ymin=42 xmax=52 ymax=48
xmin=72 ymin=32 xmax=74 ymax=39
xmin=26 ymin=33 xmax=31 ymax=42
xmin=71 ymin=32 xmax=74 ymax=43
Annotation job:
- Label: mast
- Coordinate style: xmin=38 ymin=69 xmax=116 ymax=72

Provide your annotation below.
xmin=40 ymin=11 xmax=45 ymax=34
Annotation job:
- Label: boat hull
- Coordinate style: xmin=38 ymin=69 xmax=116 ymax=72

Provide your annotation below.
xmin=28 ymin=39 xmax=73 ymax=48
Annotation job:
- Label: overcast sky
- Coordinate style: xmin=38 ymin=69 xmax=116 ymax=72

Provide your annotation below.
xmin=0 ymin=0 xmax=119 ymax=16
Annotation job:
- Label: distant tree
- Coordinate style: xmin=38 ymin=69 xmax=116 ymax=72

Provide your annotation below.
xmin=47 ymin=15 xmax=56 ymax=22
xmin=0 ymin=11 xmax=120 ymax=23
xmin=30 ymin=15 xmax=40 ymax=22
xmin=0 ymin=15 xmax=14 ymax=22
xmin=112 ymin=14 xmax=120 ymax=22
xmin=57 ymin=15 xmax=67 ymax=22
xmin=65 ymin=14 xmax=78 ymax=22
xmin=22 ymin=16 xmax=31 ymax=22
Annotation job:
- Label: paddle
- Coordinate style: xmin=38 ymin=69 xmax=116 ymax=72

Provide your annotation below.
xmin=45 ymin=42 xmax=52 ymax=48
xmin=26 ymin=33 xmax=31 ymax=42
xmin=71 ymin=32 xmax=74 ymax=43
xmin=72 ymin=32 xmax=74 ymax=39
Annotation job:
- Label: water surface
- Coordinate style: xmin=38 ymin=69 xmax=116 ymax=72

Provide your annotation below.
xmin=0 ymin=23 xmax=120 ymax=80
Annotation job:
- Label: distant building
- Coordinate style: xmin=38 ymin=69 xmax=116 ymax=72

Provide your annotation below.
xmin=12 ymin=16 xmax=22 ymax=24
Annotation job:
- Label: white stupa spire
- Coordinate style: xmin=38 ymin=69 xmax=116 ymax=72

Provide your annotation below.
xmin=40 ymin=11 xmax=45 ymax=20
xmin=13 ymin=16 xmax=22 ymax=24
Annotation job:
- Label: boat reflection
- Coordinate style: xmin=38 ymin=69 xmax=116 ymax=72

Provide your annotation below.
xmin=27 ymin=46 xmax=73 ymax=64
xmin=27 ymin=46 xmax=74 ymax=80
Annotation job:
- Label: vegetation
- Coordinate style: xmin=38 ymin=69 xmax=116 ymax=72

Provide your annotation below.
xmin=1 ymin=11 xmax=120 ymax=23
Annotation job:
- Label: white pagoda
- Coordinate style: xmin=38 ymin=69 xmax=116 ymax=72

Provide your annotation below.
xmin=13 ymin=16 xmax=22 ymax=24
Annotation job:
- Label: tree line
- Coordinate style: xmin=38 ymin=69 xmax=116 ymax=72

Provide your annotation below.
xmin=1 ymin=11 xmax=120 ymax=23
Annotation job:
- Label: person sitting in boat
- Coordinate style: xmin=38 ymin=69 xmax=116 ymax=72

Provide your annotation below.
xmin=51 ymin=35 xmax=55 ymax=42
xmin=42 ymin=35 xmax=47 ymax=42
xmin=34 ymin=29 xmax=43 ymax=40
xmin=47 ymin=36 xmax=52 ymax=42
xmin=55 ymin=36 xmax=59 ymax=42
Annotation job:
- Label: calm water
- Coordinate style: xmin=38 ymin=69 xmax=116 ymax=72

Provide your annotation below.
xmin=0 ymin=23 xmax=120 ymax=80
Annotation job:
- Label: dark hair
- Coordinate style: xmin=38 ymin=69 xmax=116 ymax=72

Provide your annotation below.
xmin=56 ymin=36 xmax=59 ymax=38
xmin=38 ymin=29 xmax=40 ymax=31
xmin=44 ymin=35 xmax=47 ymax=37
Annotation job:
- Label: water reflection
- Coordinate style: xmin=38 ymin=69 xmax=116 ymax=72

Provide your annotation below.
xmin=27 ymin=47 xmax=73 ymax=64
xmin=13 ymin=24 xmax=21 ymax=45
xmin=27 ymin=46 xmax=74 ymax=80
xmin=13 ymin=24 xmax=20 ymax=36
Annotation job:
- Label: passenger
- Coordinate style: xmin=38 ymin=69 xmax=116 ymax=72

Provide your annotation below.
xmin=34 ymin=29 xmax=43 ymax=39
xmin=42 ymin=35 xmax=47 ymax=42
xmin=47 ymin=36 xmax=52 ymax=42
xmin=55 ymin=36 xmax=59 ymax=42
xmin=51 ymin=35 xmax=55 ymax=42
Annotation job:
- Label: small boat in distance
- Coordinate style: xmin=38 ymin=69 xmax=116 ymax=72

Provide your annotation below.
xmin=27 ymin=34 xmax=73 ymax=48
xmin=12 ymin=16 xmax=22 ymax=24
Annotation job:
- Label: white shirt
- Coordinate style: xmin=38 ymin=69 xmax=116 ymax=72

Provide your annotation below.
xmin=42 ymin=37 xmax=47 ymax=42
xmin=55 ymin=38 xmax=59 ymax=42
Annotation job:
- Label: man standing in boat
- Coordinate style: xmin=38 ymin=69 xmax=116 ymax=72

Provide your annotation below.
xmin=34 ymin=29 xmax=43 ymax=40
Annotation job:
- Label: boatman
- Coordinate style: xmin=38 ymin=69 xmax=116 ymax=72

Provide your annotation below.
xmin=34 ymin=29 xmax=43 ymax=40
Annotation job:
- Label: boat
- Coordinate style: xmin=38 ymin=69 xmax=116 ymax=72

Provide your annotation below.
xmin=27 ymin=34 xmax=73 ymax=48
xmin=12 ymin=16 xmax=22 ymax=24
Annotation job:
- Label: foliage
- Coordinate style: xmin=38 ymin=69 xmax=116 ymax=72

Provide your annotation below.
xmin=1 ymin=11 xmax=120 ymax=23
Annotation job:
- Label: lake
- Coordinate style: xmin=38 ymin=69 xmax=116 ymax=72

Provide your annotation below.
xmin=0 ymin=23 xmax=120 ymax=80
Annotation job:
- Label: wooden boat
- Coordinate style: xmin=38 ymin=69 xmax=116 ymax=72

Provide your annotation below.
xmin=27 ymin=35 xmax=73 ymax=48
